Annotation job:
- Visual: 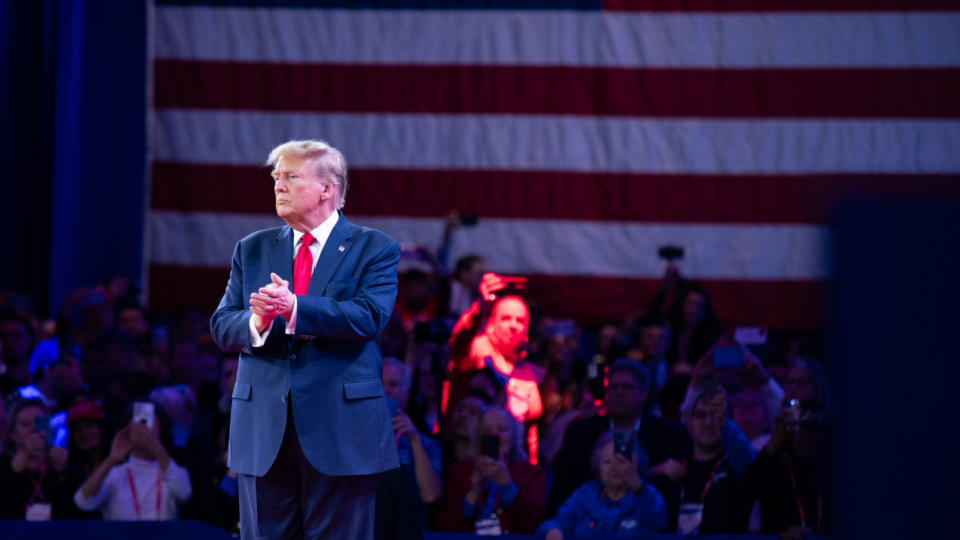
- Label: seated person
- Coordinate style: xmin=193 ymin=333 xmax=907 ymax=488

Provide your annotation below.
xmin=74 ymin=402 xmax=192 ymax=520
xmin=0 ymin=398 xmax=84 ymax=520
xmin=437 ymin=405 xmax=546 ymax=534
xmin=548 ymin=360 xmax=692 ymax=519
xmin=538 ymin=431 xmax=668 ymax=539
xmin=740 ymin=401 xmax=830 ymax=538
xmin=441 ymin=388 xmax=492 ymax=475
xmin=382 ymin=356 xmax=442 ymax=504
xmin=677 ymin=386 xmax=756 ymax=534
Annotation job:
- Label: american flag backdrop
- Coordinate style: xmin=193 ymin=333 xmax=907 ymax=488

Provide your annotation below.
xmin=146 ymin=0 xmax=960 ymax=332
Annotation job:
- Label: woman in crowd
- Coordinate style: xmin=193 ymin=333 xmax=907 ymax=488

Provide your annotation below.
xmin=437 ymin=405 xmax=546 ymax=534
xmin=66 ymin=399 xmax=111 ymax=479
xmin=538 ymin=431 xmax=668 ymax=538
xmin=74 ymin=401 xmax=192 ymax=520
xmin=665 ymin=283 xmax=722 ymax=367
xmin=0 ymin=398 xmax=84 ymax=519
xmin=783 ymin=357 xmax=834 ymax=418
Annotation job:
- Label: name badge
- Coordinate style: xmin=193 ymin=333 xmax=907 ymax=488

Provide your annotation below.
xmin=26 ymin=502 xmax=52 ymax=521
xmin=677 ymin=502 xmax=703 ymax=535
xmin=475 ymin=516 xmax=502 ymax=536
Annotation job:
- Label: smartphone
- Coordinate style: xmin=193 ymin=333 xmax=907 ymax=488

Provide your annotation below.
xmin=734 ymin=326 xmax=768 ymax=345
xmin=132 ymin=401 xmax=155 ymax=428
xmin=613 ymin=431 xmax=634 ymax=459
xmin=658 ymin=245 xmax=684 ymax=261
xmin=34 ymin=416 xmax=53 ymax=448
xmin=713 ymin=347 xmax=744 ymax=367
xmin=385 ymin=396 xmax=400 ymax=419
xmin=481 ymin=435 xmax=500 ymax=459
xmin=785 ymin=399 xmax=802 ymax=432
xmin=493 ymin=276 xmax=527 ymax=299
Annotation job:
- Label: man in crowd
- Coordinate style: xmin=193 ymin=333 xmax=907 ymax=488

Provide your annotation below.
xmin=0 ymin=316 xmax=36 ymax=399
xmin=677 ymin=387 xmax=756 ymax=534
xmin=548 ymin=360 xmax=692 ymax=518
xmin=382 ymin=356 xmax=442 ymax=504
xmin=15 ymin=338 xmax=83 ymax=414
xmin=447 ymin=255 xmax=484 ymax=317
xmin=210 ymin=139 xmax=400 ymax=540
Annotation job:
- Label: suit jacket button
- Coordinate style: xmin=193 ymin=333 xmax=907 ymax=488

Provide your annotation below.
xmin=290 ymin=354 xmax=297 ymax=360
xmin=281 ymin=395 xmax=287 ymax=402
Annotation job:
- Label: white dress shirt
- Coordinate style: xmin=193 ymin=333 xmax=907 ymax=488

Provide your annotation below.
xmin=249 ymin=211 xmax=340 ymax=347
xmin=73 ymin=455 xmax=192 ymax=521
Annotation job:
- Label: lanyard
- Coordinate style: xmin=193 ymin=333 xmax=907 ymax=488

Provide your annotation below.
xmin=27 ymin=463 xmax=47 ymax=504
xmin=787 ymin=464 xmax=822 ymax=532
xmin=680 ymin=455 xmax=728 ymax=504
xmin=126 ymin=469 xmax=163 ymax=520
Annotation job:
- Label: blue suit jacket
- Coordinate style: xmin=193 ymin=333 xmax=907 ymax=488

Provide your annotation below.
xmin=210 ymin=211 xmax=401 ymax=477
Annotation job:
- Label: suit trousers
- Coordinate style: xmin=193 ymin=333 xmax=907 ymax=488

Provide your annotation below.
xmin=238 ymin=396 xmax=376 ymax=540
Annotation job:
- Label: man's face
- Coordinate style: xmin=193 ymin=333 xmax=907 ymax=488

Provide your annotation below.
xmin=487 ymin=298 xmax=528 ymax=352
xmin=117 ymin=308 xmax=149 ymax=339
xmin=606 ymin=371 xmax=647 ymax=418
xmin=689 ymin=398 xmax=722 ymax=450
xmin=784 ymin=365 xmax=818 ymax=403
xmin=221 ymin=358 xmax=239 ymax=395
xmin=683 ymin=292 xmax=706 ymax=327
xmin=170 ymin=341 xmax=199 ymax=385
xmin=381 ymin=364 xmax=409 ymax=409
xmin=49 ymin=356 xmax=84 ymax=397
xmin=459 ymin=260 xmax=486 ymax=290
xmin=272 ymin=155 xmax=332 ymax=221
xmin=452 ymin=396 xmax=484 ymax=437
xmin=640 ymin=325 xmax=669 ymax=360
xmin=0 ymin=320 xmax=33 ymax=363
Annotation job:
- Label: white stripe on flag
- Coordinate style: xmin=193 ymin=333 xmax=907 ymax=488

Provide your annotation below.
xmin=148 ymin=211 xmax=829 ymax=280
xmin=155 ymin=8 xmax=960 ymax=68
xmin=154 ymin=110 xmax=960 ymax=174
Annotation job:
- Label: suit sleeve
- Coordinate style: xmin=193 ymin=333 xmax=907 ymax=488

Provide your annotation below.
xmin=209 ymin=241 xmax=254 ymax=353
xmin=293 ymin=240 xmax=401 ymax=343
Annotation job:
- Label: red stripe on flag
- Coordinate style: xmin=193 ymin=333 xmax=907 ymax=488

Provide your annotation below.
xmin=151 ymin=162 xmax=960 ymax=224
xmin=148 ymin=263 xmax=827 ymax=331
xmin=603 ymin=0 xmax=960 ymax=10
xmin=154 ymin=61 xmax=960 ymax=118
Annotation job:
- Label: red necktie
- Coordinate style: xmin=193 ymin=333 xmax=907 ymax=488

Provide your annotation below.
xmin=293 ymin=232 xmax=315 ymax=296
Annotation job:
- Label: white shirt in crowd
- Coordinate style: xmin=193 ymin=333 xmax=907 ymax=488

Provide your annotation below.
xmin=74 ymin=456 xmax=192 ymax=520
xmin=249 ymin=211 xmax=339 ymax=347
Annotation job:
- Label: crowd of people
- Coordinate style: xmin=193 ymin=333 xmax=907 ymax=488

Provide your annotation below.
xmin=0 ymin=235 xmax=834 ymax=539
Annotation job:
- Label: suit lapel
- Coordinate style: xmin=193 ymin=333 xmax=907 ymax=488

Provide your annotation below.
xmin=269 ymin=226 xmax=295 ymax=284
xmin=307 ymin=211 xmax=354 ymax=297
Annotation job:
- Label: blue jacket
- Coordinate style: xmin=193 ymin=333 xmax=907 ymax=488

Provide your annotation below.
xmin=210 ymin=211 xmax=401 ymax=477
xmin=537 ymin=480 xmax=669 ymax=538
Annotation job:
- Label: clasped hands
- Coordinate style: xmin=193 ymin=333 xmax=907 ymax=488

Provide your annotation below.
xmin=249 ymin=273 xmax=296 ymax=332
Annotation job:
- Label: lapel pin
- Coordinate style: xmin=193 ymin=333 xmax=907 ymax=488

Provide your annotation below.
xmin=338 ymin=245 xmax=345 ymax=252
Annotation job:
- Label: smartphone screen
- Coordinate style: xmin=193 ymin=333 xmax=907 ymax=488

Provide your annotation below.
xmin=613 ymin=431 xmax=634 ymax=459
xmin=132 ymin=401 xmax=155 ymax=428
xmin=713 ymin=347 xmax=744 ymax=367
xmin=481 ymin=435 xmax=500 ymax=459
xmin=385 ymin=396 xmax=400 ymax=419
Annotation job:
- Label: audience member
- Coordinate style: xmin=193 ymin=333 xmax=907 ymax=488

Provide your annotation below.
xmin=447 ymin=255 xmax=485 ymax=317
xmin=442 ymin=388 xmax=491 ymax=474
xmin=677 ymin=388 xmax=756 ymax=534
xmin=187 ymin=356 xmax=238 ymax=482
xmin=662 ymin=283 xmax=722 ymax=367
xmin=1 ymin=316 xmax=36 ymax=398
xmin=741 ymin=401 xmax=830 ymax=538
xmin=732 ymin=388 xmax=775 ymax=451
xmin=383 ymin=357 xmax=443 ymax=504
xmin=447 ymin=273 xmax=544 ymax=461
xmin=15 ymin=338 xmax=83 ymax=413
xmin=193 ymin=419 xmax=240 ymax=534
xmin=548 ymin=360 xmax=692 ymax=518
xmin=65 ymin=399 xmax=110 ymax=479
xmin=0 ymin=398 xmax=84 ymax=519
xmin=438 ymin=406 xmax=546 ymax=534
xmin=74 ymin=402 xmax=192 ymax=520
xmin=538 ymin=431 xmax=668 ymax=538
xmin=784 ymin=357 xmax=835 ymax=419
xmin=149 ymin=384 xmax=198 ymax=449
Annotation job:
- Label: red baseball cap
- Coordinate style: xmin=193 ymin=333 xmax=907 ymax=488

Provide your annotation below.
xmin=67 ymin=399 xmax=104 ymax=426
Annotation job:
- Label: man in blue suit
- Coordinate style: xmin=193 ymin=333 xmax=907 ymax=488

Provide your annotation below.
xmin=210 ymin=140 xmax=401 ymax=540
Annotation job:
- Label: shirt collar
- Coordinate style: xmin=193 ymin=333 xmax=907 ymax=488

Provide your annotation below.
xmin=293 ymin=210 xmax=339 ymax=251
